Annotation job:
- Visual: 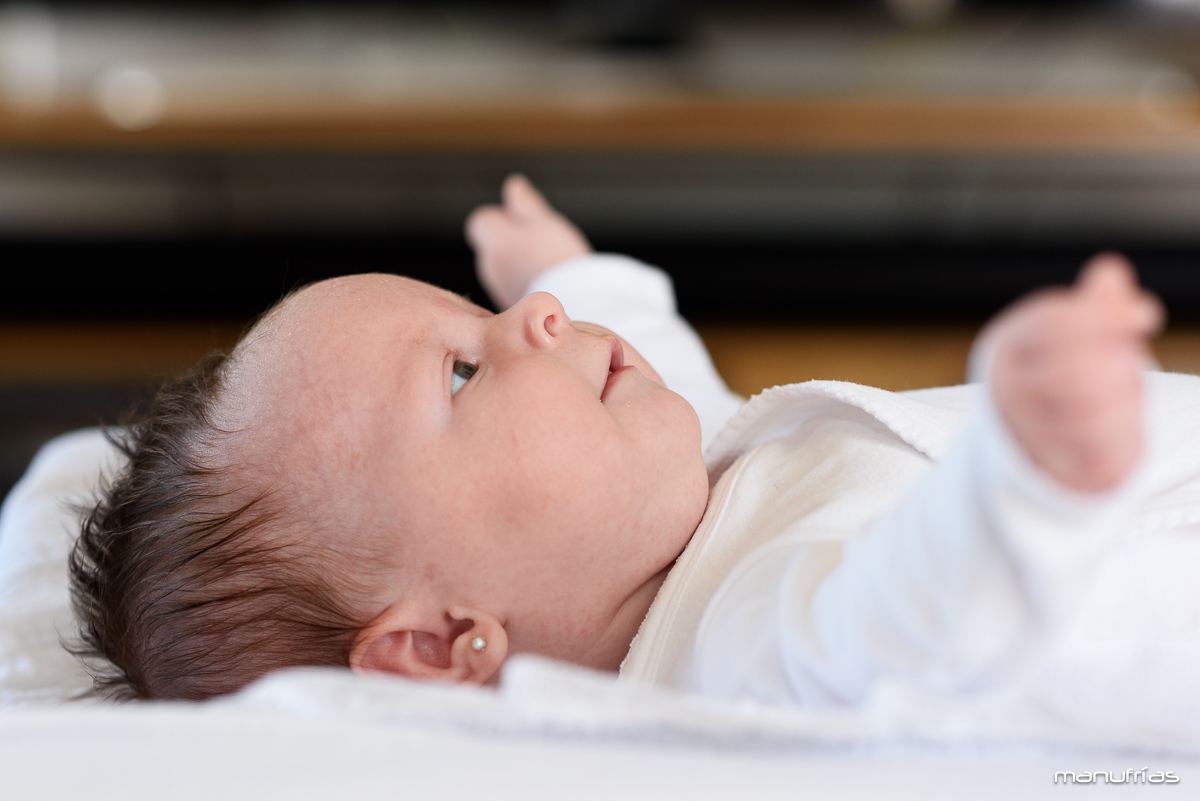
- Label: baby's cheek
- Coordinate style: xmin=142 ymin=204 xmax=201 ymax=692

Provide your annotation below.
xmin=502 ymin=401 xmax=620 ymax=485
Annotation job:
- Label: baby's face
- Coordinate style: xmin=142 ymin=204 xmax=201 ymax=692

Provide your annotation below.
xmin=231 ymin=274 xmax=709 ymax=666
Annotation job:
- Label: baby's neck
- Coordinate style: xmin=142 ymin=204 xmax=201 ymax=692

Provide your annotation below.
xmin=568 ymin=566 xmax=673 ymax=673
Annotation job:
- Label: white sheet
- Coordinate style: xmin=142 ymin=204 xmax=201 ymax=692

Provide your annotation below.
xmin=14 ymin=700 xmax=1181 ymax=801
xmin=0 ymin=428 xmax=116 ymax=708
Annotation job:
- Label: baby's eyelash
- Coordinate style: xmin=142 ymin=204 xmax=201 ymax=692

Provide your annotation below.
xmin=450 ymin=360 xmax=478 ymax=396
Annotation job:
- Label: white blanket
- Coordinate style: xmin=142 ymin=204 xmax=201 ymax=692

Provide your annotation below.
xmin=2 ymin=423 xmax=1199 ymax=799
xmin=0 ymin=428 xmax=117 ymax=708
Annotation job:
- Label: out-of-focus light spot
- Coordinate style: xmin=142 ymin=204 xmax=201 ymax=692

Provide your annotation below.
xmin=1140 ymin=68 xmax=1200 ymax=133
xmin=0 ymin=3 xmax=56 ymax=113
xmin=884 ymin=0 xmax=957 ymax=27
xmin=93 ymin=64 xmax=165 ymax=131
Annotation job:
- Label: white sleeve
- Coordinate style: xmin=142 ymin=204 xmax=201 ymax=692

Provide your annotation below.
xmin=695 ymin=393 xmax=1139 ymax=707
xmin=527 ymin=254 xmax=745 ymax=452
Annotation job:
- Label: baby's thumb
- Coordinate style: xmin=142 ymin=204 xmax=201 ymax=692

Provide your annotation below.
xmin=1078 ymin=253 xmax=1163 ymax=335
xmin=1078 ymin=252 xmax=1136 ymax=294
xmin=502 ymin=174 xmax=552 ymax=222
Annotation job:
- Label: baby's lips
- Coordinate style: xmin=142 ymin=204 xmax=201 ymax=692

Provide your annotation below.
xmin=570 ymin=320 xmax=632 ymax=399
xmin=602 ymin=365 xmax=639 ymax=403
xmin=600 ymin=337 xmax=626 ymax=402
xmin=609 ymin=337 xmax=625 ymax=375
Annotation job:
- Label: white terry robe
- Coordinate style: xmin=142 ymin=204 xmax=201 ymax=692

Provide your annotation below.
xmin=529 ymin=254 xmax=1200 ymax=723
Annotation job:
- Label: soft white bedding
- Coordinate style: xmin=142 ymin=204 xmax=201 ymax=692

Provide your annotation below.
xmin=2 ymin=429 xmax=1198 ymax=799
xmin=5 ymin=701 xmax=1149 ymax=801
xmin=0 ymin=428 xmax=115 ymax=708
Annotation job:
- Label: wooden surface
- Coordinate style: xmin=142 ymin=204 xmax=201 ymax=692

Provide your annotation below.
xmin=4 ymin=97 xmax=1200 ymax=153
xmin=701 ymin=326 xmax=1200 ymax=395
xmin=697 ymin=324 xmax=979 ymax=394
xmin=3 ymin=321 xmax=1200 ymax=395
xmin=0 ymin=323 xmax=243 ymax=383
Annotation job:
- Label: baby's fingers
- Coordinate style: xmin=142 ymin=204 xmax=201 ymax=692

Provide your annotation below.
xmin=1076 ymin=253 xmax=1164 ymax=337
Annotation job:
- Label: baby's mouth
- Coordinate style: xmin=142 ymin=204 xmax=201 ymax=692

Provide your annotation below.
xmin=601 ymin=338 xmax=627 ymax=402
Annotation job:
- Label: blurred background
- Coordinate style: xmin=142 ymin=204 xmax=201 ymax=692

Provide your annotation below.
xmin=2 ymin=0 xmax=1200 ymax=494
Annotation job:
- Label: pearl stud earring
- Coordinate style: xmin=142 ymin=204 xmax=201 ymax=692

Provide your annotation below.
xmin=471 ymin=636 xmax=487 ymax=652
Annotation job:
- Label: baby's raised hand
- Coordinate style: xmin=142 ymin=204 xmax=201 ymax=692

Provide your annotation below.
xmin=465 ymin=174 xmax=592 ymax=310
xmin=979 ymin=254 xmax=1163 ymax=493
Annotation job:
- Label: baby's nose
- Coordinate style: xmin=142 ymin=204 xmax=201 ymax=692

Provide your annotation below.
xmin=511 ymin=291 xmax=569 ymax=350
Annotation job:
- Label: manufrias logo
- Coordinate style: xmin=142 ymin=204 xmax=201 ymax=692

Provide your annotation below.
xmin=1054 ymin=768 xmax=1179 ymax=785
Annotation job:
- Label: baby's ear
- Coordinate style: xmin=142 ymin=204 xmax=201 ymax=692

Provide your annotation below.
xmin=350 ymin=605 xmax=507 ymax=685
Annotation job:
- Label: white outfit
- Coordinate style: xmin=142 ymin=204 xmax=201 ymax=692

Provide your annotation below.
xmin=533 ymin=254 xmax=1200 ymax=722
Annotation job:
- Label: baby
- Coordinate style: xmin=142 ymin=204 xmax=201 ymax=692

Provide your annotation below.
xmin=70 ymin=176 xmax=1168 ymax=705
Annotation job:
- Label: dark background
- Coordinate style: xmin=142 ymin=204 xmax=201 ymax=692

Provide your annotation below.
xmin=1 ymin=0 xmax=1198 ymax=495
xmin=4 ymin=0 xmax=1198 ymax=326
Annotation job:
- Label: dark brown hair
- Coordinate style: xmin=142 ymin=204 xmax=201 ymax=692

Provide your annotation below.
xmin=69 ymin=345 xmax=371 ymax=701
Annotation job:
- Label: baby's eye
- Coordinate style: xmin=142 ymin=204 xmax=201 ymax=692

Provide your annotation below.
xmin=451 ymin=360 xmax=477 ymax=396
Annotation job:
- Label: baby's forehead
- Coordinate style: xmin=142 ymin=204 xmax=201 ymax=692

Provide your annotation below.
xmin=219 ymin=275 xmax=449 ymax=482
xmin=266 ymin=273 xmax=481 ymax=339
xmin=230 ymin=273 xmax=479 ymax=414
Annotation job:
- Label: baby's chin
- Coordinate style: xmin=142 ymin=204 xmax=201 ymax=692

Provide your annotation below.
xmin=669 ymin=399 xmax=712 ymax=535
xmin=668 ymin=384 xmax=706 ymax=457
xmin=663 ymin=386 xmax=707 ymax=474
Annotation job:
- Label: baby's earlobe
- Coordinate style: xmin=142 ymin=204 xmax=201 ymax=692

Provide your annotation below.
xmin=449 ymin=607 xmax=508 ymax=686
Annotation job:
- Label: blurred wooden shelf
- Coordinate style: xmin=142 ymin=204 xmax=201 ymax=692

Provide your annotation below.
xmin=0 ymin=322 xmax=242 ymax=383
xmin=699 ymin=324 xmax=1200 ymax=395
xmin=698 ymin=324 xmax=976 ymax=394
xmin=4 ymin=97 xmax=1200 ymax=153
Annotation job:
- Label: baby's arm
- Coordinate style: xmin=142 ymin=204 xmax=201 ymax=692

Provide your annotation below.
xmin=466 ymin=176 xmax=744 ymax=450
xmin=697 ymin=257 xmax=1163 ymax=707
